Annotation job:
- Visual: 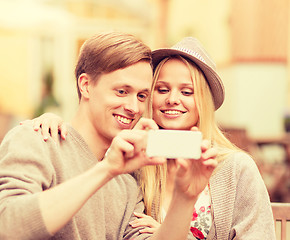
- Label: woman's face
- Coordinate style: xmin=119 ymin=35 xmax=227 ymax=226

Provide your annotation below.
xmin=152 ymin=58 xmax=199 ymax=130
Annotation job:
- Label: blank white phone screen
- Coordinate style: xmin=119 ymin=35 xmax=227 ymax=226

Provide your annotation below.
xmin=146 ymin=130 xmax=202 ymax=159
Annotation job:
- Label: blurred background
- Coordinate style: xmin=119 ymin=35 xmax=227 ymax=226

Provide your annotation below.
xmin=0 ymin=0 xmax=289 ymax=202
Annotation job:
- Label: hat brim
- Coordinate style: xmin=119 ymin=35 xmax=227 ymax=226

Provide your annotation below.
xmin=152 ymin=48 xmax=225 ymax=110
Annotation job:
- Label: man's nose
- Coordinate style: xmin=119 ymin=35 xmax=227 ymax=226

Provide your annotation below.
xmin=124 ymin=97 xmax=139 ymax=115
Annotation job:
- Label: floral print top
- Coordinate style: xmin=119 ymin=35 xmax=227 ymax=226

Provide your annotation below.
xmin=161 ymin=185 xmax=212 ymax=239
xmin=190 ymin=185 xmax=212 ymax=239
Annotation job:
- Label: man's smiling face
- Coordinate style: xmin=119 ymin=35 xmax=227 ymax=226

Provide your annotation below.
xmin=87 ymin=61 xmax=152 ymax=142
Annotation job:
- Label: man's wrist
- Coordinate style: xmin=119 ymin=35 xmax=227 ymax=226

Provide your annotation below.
xmin=98 ymin=158 xmax=121 ymax=179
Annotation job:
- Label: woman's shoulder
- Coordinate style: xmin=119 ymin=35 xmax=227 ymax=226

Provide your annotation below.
xmin=210 ymin=150 xmax=267 ymax=203
xmin=213 ymin=150 xmax=260 ymax=181
xmin=221 ymin=151 xmax=257 ymax=170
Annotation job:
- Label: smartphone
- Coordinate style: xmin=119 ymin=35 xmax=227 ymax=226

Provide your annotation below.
xmin=146 ymin=130 xmax=202 ymax=159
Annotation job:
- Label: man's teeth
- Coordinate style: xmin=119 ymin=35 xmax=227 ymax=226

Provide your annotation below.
xmin=163 ymin=110 xmax=183 ymax=115
xmin=116 ymin=115 xmax=132 ymax=124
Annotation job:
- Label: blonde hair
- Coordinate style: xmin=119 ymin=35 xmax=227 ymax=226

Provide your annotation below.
xmin=139 ymin=56 xmax=241 ymax=222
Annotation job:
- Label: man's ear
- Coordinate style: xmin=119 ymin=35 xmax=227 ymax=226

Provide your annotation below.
xmin=78 ymin=73 xmax=90 ymax=99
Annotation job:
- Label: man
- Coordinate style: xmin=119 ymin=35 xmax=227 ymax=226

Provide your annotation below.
xmin=0 ymin=31 xmax=214 ymax=240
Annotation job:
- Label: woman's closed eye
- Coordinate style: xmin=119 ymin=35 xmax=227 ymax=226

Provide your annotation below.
xmin=157 ymin=87 xmax=169 ymax=94
xmin=157 ymin=87 xmax=193 ymax=96
xmin=181 ymin=89 xmax=194 ymax=96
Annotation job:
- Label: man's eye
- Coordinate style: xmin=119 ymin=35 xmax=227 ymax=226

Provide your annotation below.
xmin=116 ymin=89 xmax=127 ymax=95
xmin=137 ymin=93 xmax=148 ymax=102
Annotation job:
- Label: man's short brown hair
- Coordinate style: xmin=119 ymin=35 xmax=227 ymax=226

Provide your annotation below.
xmin=75 ymin=31 xmax=152 ymax=100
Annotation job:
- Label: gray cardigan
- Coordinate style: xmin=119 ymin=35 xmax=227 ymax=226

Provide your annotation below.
xmin=150 ymin=151 xmax=275 ymax=239
xmin=206 ymin=152 xmax=275 ymax=239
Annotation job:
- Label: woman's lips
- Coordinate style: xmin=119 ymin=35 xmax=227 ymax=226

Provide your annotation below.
xmin=161 ymin=109 xmax=185 ymax=115
xmin=160 ymin=109 xmax=185 ymax=119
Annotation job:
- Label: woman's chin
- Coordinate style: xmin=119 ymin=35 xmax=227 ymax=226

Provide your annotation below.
xmin=158 ymin=123 xmax=190 ymax=131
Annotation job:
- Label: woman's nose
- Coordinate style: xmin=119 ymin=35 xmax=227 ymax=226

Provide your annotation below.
xmin=166 ymin=91 xmax=180 ymax=105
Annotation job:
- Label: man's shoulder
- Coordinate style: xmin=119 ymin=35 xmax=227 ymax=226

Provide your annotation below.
xmin=0 ymin=123 xmax=57 ymax=154
xmin=2 ymin=123 xmax=41 ymax=143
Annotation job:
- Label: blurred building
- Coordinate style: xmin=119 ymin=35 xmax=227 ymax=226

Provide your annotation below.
xmin=0 ymin=0 xmax=158 ymax=121
xmin=0 ymin=0 xmax=289 ymax=201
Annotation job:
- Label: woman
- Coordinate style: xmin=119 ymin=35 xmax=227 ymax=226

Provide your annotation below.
xmin=26 ymin=37 xmax=275 ymax=239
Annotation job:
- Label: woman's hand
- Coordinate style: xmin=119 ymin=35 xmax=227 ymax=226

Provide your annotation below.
xmin=174 ymin=138 xmax=218 ymax=200
xmin=129 ymin=212 xmax=161 ymax=234
xmin=20 ymin=113 xmax=67 ymax=142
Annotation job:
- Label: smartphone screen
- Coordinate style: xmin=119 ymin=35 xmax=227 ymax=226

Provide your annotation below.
xmin=146 ymin=130 xmax=202 ymax=159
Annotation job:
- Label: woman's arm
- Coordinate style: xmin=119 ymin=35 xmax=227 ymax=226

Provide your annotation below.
xmin=134 ymin=139 xmax=217 ymax=240
xmin=150 ymin=140 xmax=217 ymax=240
xmin=130 ymin=212 xmax=161 ymax=234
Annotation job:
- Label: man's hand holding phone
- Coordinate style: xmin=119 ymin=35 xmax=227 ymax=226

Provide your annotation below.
xmin=103 ymin=118 xmax=166 ymax=177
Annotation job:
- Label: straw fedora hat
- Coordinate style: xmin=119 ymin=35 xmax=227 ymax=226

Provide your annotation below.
xmin=152 ymin=37 xmax=225 ymax=110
